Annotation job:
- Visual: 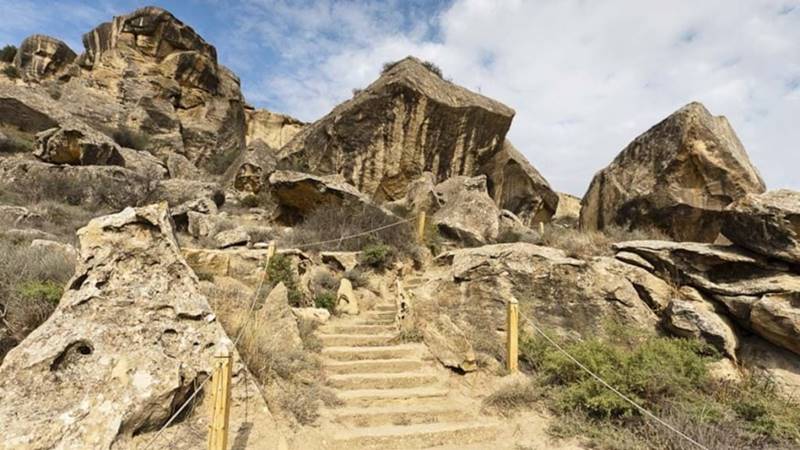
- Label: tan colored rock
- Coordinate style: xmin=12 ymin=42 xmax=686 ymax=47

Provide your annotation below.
xmin=321 ymin=251 xmax=360 ymax=272
xmin=0 ymin=158 xmax=151 ymax=209
xmin=580 ymin=102 xmax=766 ymax=242
xmin=0 ymin=203 xmax=278 ymax=448
xmin=186 ymin=211 xmax=228 ymax=238
xmin=553 ymin=192 xmax=581 ymax=226
xmin=336 ymin=278 xmax=359 ymax=315
xmin=245 ymin=107 xmax=306 ymax=148
xmin=292 ymin=307 xmax=331 ymax=325
xmin=422 ymin=314 xmax=477 ymax=372
xmin=431 ymin=175 xmax=500 ymax=245
xmin=723 ymin=189 xmax=800 ymax=264
xmin=384 ymin=172 xmax=440 ymax=216
xmin=147 ymin=178 xmax=225 ymax=207
xmin=269 ymin=170 xmax=393 ymax=221
xmin=613 ymin=240 xmax=800 ymax=296
xmin=214 ymin=227 xmax=250 ymax=248
xmin=259 ymin=282 xmax=303 ymax=351
xmin=739 ymin=335 xmax=800 ymax=400
xmin=166 ymin=153 xmax=202 ymax=180
xmin=480 ymin=141 xmax=559 ymax=226
xmin=13 ymin=34 xmax=76 ymax=80
xmin=118 ymin=147 xmax=168 ymax=179
xmin=664 ymin=287 xmax=739 ymax=359
xmin=750 ymin=293 xmax=800 ymax=356
xmin=34 ymin=124 xmax=123 ymax=166
xmin=183 ymin=247 xmax=310 ymax=290
xmin=279 ymin=56 xmax=515 ymax=201
xmin=227 ymin=139 xmax=277 ymax=193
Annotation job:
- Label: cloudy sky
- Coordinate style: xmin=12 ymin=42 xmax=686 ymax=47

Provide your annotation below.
xmin=2 ymin=0 xmax=798 ymax=195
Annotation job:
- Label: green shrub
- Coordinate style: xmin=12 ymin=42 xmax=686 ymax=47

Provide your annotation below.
xmin=359 ymin=243 xmax=394 ymax=270
xmin=240 ymin=195 xmax=260 ymax=208
xmin=111 ymin=127 xmax=149 ymax=151
xmin=16 ymin=280 xmax=63 ymax=304
xmin=267 ymin=254 xmax=303 ymax=306
xmin=313 ymin=291 xmax=336 ymax=313
xmin=0 ymin=45 xmax=17 ymax=63
xmin=0 ymin=135 xmax=33 ymax=154
xmin=2 ymin=65 xmax=20 ymax=79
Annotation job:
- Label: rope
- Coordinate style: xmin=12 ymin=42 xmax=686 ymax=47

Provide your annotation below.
xmin=292 ymin=217 xmax=413 ymax=250
xmin=142 ymin=216 xmax=413 ymax=448
xmin=523 ymin=318 xmax=710 ymax=450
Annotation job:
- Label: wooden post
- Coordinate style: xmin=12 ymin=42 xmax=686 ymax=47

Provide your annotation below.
xmin=506 ymin=298 xmax=519 ymax=373
xmin=208 ymin=342 xmax=233 ymax=450
xmin=417 ymin=211 xmax=427 ymax=243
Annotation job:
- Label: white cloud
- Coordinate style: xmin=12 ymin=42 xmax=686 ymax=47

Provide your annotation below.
xmin=225 ymin=0 xmax=800 ymax=196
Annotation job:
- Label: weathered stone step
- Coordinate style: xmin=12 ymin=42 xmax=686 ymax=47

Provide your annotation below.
xmin=331 ymin=404 xmax=471 ymax=428
xmin=336 ymin=387 xmax=449 ymax=407
xmin=329 ymin=421 xmax=499 ymax=449
xmin=319 ymin=334 xmax=396 ymax=347
xmin=322 ymin=345 xmax=417 ymax=361
xmin=365 ymin=311 xmax=396 ymax=320
xmin=320 ymin=324 xmax=396 ymax=335
xmin=357 ymin=319 xmax=396 ymax=326
xmin=327 ymin=372 xmax=438 ymax=390
xmin=324 ymin=358 xmax=424 ymax=375
xmin=373 ymin=304 xmax=396 ymax=313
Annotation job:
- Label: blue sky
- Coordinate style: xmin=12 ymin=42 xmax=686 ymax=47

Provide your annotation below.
xmin=2 ymin=0 xmax=799 ymax=196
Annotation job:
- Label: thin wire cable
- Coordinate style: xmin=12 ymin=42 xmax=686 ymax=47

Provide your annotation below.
xmin=523 ymin=317 xmax=710 ymax=450
xmin=143 ymin=216 xmax=413 ymax=448
xmin=292 ymin=217 xmax=413 ymax=250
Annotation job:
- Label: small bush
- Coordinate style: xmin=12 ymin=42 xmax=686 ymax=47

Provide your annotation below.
xmin=110 ymin=127 xmax=149 ymax=151
xmin=421 ymin=60 xmax=443 ymax=78
xmin=0 ymin=45 xmax=17 ymax=63
xmin=313 ymin=291 xmax=336 ymax=313
xmin=482 ymin=380 xmax=542 ymax=416
xmin=266 ymin=254 xmax=303 ymax=306
xmin=16 ymin=280 xmax=63 ymax=305
xmin=240 ymin=195 xmax=260 ymax=208
xmin=359 ymin=243 xmax=394 ymax=270
xmin=2 ymin=65 xmax=20 ymax=79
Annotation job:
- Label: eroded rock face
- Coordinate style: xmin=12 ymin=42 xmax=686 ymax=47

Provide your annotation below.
xmin=245 ymin=107 xmax=306 ymax=148
xmin=34 ymin=124 xmax=123 ymax=166
xmin=0 ymin=204 xmax=248 ymax=448
xmin=228 ymin=139 xmax=277 ymax=193
xmin=74 ymin=6 xmax=246 ymax=170
xmin=423 ymin=314 xmax=477 ymax=372
xmin=259 ymin=283 xmax=303 ymax=352
xmin=431 ymin=175 xmax=500 ymax=245
xmin=481 ymin=141 xmax=559 ymax=226
xmin=580 ymin=102 xmax=766 ymax=242
xmin=279 ymin=56 xmax=515 ymax=201
xmin=13 ymin=34 xmax=77 ymax=80
xmin=723 ymin=190 xmax=800 ymax=264
xmin=664 ymin=287 xmax=739 ymax=359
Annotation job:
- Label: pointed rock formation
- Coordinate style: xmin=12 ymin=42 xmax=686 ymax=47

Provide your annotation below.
xmin=580 ymin=102 xmax=766 ymax=242
xmin=278 ymin=56 xmax=516 ymax=202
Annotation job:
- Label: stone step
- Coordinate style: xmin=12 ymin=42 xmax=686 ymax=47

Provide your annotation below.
xmin=365 ymin=311 xmax=396 ymax=320
xmin=373 ymin=304 xmax=396 ymax=313
xmin=319 ymin=333 xmax=396 ymax=347
xmin=324 ymin=358 xmax=424 ymax=375
xmin=329 ymin=421 xmax=499 ymax=450
xmin=319 ymin=324 xmax=396 ymax=335
xmin=322 ymin=345 xmax=417 ymax=361
xmin=327 ymin=372 xmax=438 ymax=390
xmin=357 ymin=319 xmax=396 ymax=326
xmin=336 ymin=387 xmax=449 ymax=407
xmin=331 ymin=404 xmax=472 ymax=428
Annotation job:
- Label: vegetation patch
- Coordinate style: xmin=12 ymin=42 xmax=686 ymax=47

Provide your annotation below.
xmin=2 ymin=65 xmax=20 ymax=79
xmin=539 ymin=224 xmax=669 ymax=259
xmin=359 ymin=243 xmax=395 ymax=270
xmin=313 ymin=291 xmax=336 ymax=313
xmin=0 ymin=45 xmax=17 ymax=62
xmin=109 ymin=126 xmax=150 ymax=151
xmin=481 ymin=325 xmax=800 ymax=449
xmin=266 ymin=254 xmax=303 ymax=306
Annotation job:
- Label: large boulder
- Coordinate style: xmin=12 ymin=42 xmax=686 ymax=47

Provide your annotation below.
xmin=74 ymin=6 xmax=246 ymax=170
xmin=580 ymin=102 xmax=766 ymax=242
xmin=245 ymin=107 xmax=306 ymax=148
xmin=431 ymin=175 xmax=500 ymax=245
xmin=615 ymin=240 xmax=800 ymax=357
xmin=664 ymin=287 xmax=739 ymax=359
xmin=0 ymin=158 xmax=151 ymax=209
xmin=723 ymin=190 xmax=800 ymax=264
xmin=13 ymin=34 xmax=77 ymax=80
xmin=422 ymin=314 xmax=477 ymax=372
xmin=0 ymin=203 xmax=280 ymax=448
xmin=268 ymin=170 xmax=392 ymax=221
xmin=34 ymin=124 xmax=124 ymax=166
xmin=259 ymin=283 xmax=303 ymax=352
xmin=480 ymin=141 xmax=559 ymax=226
xmin=278 ymin=56 xmax=515 ymax=202
xmin=227 ymin=139 xmax=277 ymax=193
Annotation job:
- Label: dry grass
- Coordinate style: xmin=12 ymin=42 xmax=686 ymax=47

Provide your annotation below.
xmin=539 ymin=224 xmax=669 ymax=259
xmin=0 ymin=239 xmax=75 ymax=361
xmin=207 ymin=285 xmax=336 ymax=425
xmin=482 ymin=380 xmax=542 ymax=417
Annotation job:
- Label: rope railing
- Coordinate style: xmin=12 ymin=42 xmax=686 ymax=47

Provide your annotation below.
xmin=143 ymin=216 xmax=416 ymax=449
xmin=519 ymin=315 xmax=710 ymax=450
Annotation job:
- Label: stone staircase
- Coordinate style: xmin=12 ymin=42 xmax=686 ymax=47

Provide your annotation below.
xmin=316 ymin=300 xmax=501 ymax=449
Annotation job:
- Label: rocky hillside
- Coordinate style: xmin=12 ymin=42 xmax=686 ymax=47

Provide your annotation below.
xmin=0 ymin=6 xmax=798 ymax=450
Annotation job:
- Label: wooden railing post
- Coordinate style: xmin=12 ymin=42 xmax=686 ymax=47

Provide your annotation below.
xmin=208 ymin=342 xmax=233 ymax=450
xmin=506 ymin=298 xmax=519 ymax=373
xmin=417 ymin=211 xmax=427 ymax=243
